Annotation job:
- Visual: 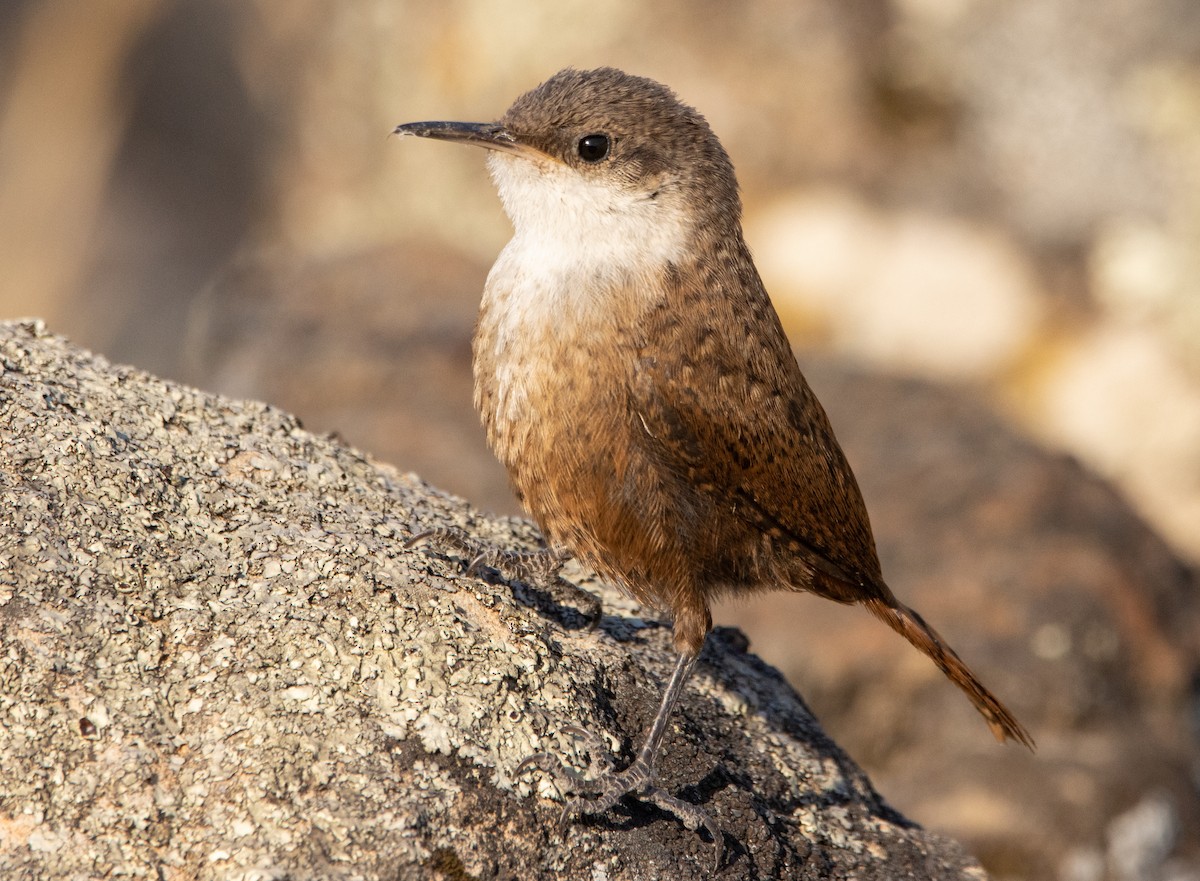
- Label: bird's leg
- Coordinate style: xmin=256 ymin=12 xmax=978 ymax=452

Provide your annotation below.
xmin=405 ymin=526 xmax=600 ymax=624
xmin=560 ymin=652 xmax=697 ymax=811
xmin=520 ymin=652 xmax=724 ymax=867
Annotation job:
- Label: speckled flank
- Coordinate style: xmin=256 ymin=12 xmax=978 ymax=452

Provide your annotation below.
xmin=0 ymin=320 xmax=987 ymax=879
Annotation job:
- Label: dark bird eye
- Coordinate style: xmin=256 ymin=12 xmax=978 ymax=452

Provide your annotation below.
xmin=577 ymin=134 xmax=610 ymax=162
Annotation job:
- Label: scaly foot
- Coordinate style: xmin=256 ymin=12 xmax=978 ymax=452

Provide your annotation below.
xmin=518 ymin=726 xmax=724 ymax=870
xmin=405 ymin=525 xmax=600 ymax=625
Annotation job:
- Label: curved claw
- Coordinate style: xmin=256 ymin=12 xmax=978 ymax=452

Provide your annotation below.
xmin=465 ymin=552 xmax=488 ymax=577
xmin=644 ymin=785 xmax=725 ymax=871
xmin=556 ymin=803 xmax=575 ymax=829
xmin=515 ymin=751 xmax=554 ymax=776
xmin=402 ymin=529 xmax=434 ymax=549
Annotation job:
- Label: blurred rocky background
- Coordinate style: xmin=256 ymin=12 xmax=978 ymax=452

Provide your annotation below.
xmin=1 ymin=1 xmax=1198 ymax=879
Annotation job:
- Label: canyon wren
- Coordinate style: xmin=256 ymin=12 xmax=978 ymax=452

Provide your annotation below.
xmin=395 ymin=66 xmax=1034 ymax=841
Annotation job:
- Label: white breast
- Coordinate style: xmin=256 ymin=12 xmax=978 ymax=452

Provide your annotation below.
xmin=478 ymin=151 xmax=692 ymax=429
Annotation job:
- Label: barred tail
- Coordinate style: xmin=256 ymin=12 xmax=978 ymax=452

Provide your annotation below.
xmin=863 ymin=596 xmax=1035 ymax=751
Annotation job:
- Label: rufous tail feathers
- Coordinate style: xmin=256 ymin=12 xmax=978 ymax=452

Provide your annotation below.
xmin=863 ymin=597 xmax=1035 ymax=751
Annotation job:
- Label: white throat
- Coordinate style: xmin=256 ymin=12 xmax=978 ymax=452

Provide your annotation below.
xmin=484 ymin=151 xmax=691 ymax=310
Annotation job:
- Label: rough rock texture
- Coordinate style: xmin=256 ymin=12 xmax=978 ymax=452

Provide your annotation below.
xmin=0 ymin=321 xmax=988 ymax=879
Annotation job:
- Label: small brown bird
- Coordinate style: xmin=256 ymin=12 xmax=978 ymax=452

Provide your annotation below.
xmin=395 ymin=66 xmax=1033 ymax=843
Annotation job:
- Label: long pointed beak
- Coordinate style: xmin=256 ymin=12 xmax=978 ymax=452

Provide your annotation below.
xmin=392 ymin=120 xmax=529 ymax=155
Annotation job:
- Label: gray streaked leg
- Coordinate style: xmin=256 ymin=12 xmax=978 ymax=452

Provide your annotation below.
xmin=517 ymin=652 xmax=724 ymax=868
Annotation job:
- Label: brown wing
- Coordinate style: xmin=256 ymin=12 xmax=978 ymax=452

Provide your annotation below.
xmin=628 ymin=272 xmax=885 ymax=602
xmin=626 ymin=269 xmax=1035 ymax=749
